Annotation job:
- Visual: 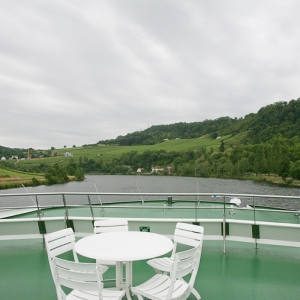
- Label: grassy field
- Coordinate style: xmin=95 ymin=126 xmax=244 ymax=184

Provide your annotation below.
xmin=1 ymin=131 xmax=297 ymax=188
xmin=2 ymin=132 xmax=246 ymax=171
xmin=0 ymin=167 xmax=44 ymax=188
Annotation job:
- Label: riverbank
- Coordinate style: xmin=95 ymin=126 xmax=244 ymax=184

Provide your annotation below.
xmin=1 ymin=172 xmax=300 ymax=190
xmin=0 ymin=176 xmax=46 ymax=190
xmin=241 ymin=173 xmax=300 ymax=187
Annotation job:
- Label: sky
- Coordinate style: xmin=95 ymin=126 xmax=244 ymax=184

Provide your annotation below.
xmin=1 ymin=0 xmax=300 ymax=150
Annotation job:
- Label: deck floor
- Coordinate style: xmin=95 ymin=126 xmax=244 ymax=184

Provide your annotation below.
xmin=0 ymin=238 xmax=299 ymax=300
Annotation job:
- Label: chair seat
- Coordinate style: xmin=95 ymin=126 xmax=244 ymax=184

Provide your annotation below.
xmin=147 ymin=257 xmax=173 ymax=273
xmin=131 ymin=274 xmax=189 ymax=300
xmin=67 ymin=287 xmax=125 ymax=300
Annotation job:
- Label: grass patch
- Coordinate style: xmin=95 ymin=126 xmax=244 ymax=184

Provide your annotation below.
xmin=2 ymin=133 xmax=247 ymax=174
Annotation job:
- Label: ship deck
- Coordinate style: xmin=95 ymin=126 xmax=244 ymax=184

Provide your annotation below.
xmin=0 ymin=238 xmax=299 ymax=300
xmin=1 ymin=192 xmax=300 ymax=299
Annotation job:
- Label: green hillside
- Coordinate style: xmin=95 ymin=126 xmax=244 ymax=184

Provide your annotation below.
xmin=1 ymin=132 xmax=246 ymax=170
xmin=99 ymin=98 xmax=300 ymax=146
xmin=1 ymin=98 xmax=300 ymax=187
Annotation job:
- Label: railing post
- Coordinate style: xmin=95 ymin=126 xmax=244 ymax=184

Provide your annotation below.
xmin=253 ymin=196 xmax=258 ymax=249
xmin=62 ymin=194 xmax=69 ymax=229
xmin=87 ymin=195 xmax=95 ymax=223
xmin=223 ymin=195 xmax=226 ymax=254
xmin=193 ymin=200 xmax=200 ymax=225
xmin=35 ymin=195 xmax=46 ymax=242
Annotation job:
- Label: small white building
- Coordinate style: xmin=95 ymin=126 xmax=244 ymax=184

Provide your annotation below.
xmin=11 ymin=155 xmax=18 ymax=159
xmin=64 ymin=152 xmax=73 ymax=157
xmin=151 ymin=166 xmax=164 ymax=173
xmin=1 ymin=156 xmax=6 ymax=161
xmin=137 ymin=168 xmax=144 ymax=173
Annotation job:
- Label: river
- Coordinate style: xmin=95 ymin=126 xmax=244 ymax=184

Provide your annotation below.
xmin=1 ymin=175 xmax=300 ymax=210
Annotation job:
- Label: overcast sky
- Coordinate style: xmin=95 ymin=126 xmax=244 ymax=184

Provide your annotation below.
xmin=1 ymin=0 xmax=300 ymax=149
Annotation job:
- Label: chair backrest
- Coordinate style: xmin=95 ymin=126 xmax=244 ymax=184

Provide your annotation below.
xmin=54 ymin=257 xmax=103 ymax=300
xmin=172 ymin=223 xmax=204 ymax=257
xmin=45 ymin=228 xmax=78 ymax=279
xmin=167 ymin=243 xmax=202 ymax=300
xmin=94 ymin=219 xmax=128 ymax=234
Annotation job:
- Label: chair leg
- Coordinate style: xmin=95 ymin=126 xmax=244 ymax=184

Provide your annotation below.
xmin=192 ymin=288 xmax=201 ymax=300
xmin=137 ymin=294 xmax=144 ymax=300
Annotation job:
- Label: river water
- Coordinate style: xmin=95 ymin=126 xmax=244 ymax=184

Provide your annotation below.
xmin=1 ymin=175 xmax=300 ymax=210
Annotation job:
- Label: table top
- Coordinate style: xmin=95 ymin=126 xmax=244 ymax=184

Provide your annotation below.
xmin=75 ymin=231 xmax=173 ymax=261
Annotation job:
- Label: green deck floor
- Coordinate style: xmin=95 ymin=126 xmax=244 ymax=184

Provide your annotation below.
xmin=0 ymin=238 xmax=299 ymax=300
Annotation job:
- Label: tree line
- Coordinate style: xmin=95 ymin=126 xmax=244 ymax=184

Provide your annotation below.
xmin=78 ymin=136 xmax=300 ymax=183
xmin=98 ymin=98 xmax=300 ymax=146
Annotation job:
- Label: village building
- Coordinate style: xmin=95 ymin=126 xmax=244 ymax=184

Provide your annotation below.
xmin=151 ymin=166 xmax=164 ymax=173
xmin=64 ymin=152 xmax=73 ymax=157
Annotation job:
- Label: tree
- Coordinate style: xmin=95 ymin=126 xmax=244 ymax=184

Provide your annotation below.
xmin=211 ymin=132 xmax=218 ymax=139
xmin=278 ymin=152 xmax=290 ymax=180
xmin=75 ymin=168 xmax=85 ymax=180
xmin=220 ymin=140 xmax=225 ymax=152
xmin=291 ymin=161 xmax=300 ymax=180
xmin=195 ymin=161 xmax=210 ymax=177
xmin=237 ymin=158 xmax=249 ymax=176
xmin=45 ymin=163 xmax=69 ymax=184
xmin=31 ymin=177 xmax=39 ymax=186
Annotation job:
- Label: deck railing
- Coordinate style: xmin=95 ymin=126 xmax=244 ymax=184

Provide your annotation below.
xmin=0 ymin=192 xmax=300 ymax=251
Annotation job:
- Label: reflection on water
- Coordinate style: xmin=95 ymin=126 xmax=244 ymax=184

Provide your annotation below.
xmin=1 ymin=175 xmax=300 ymax=210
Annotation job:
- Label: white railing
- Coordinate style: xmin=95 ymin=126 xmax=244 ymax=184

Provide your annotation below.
xmin=0 ymin=192 xmax=300 ymax=251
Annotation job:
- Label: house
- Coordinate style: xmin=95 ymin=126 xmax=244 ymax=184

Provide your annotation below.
xmin=11 ymin=155 xmax=18 ymax=159
xmin=137 ymin=168 xmax=144 ymax=173
xmin=151 ymin=166 xmax=164 ymax=173
xmin=64 ymin=152 xmax=73 ymax=157
xmin=1 ymin=156 xmax=6 ymax=160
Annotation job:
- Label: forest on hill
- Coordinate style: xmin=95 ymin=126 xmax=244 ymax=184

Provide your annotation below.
xmin=1 ymin=97 xmax=300 ymax=186
xmin=99 ymin=98 xmax=300 ymax=146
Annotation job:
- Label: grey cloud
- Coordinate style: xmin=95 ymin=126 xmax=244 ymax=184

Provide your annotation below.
xmin=1 ymin=0 xmax=300 ymax=148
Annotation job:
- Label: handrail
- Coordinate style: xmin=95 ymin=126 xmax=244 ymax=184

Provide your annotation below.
xmin=1 ymin=191 xmax=300 ymax=199
xmin=1 ymin=191 xmax=300 ymax=249
xmin=1 ymin=192 xmax=300 ymax=214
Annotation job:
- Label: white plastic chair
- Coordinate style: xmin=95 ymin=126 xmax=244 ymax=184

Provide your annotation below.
xmin=147 ymin=223 xmax=204 ymax=299
xmin=53 ymin=257 xmax=125 ymax=300
xmin=93 ymin=219 xmax=128 ymax=281
xmin=131 ymin=243 xmax=202 ymax=300
xmin=45 ymin=228 xmax=79 ymax=280
xmin=94 ymin=219 xmax=129 ymax=234
xmin=93 ymin=219 xmax=128 ymax=265
xmin=45 ymin=228 xmax=108 ymax=281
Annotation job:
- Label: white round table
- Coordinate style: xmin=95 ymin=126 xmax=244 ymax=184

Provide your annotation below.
xmin=75 ymin=231 xmax=173 ymax=298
